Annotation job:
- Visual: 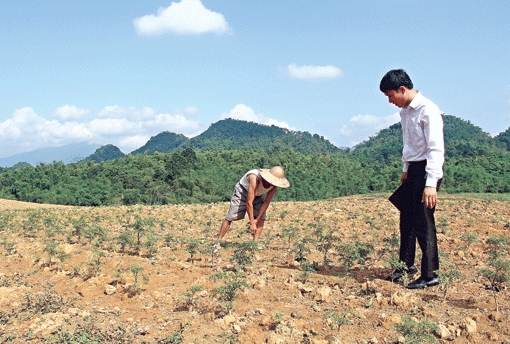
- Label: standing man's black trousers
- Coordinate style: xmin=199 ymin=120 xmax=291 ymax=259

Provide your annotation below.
xmin=399 ymin=160 xmax=441 ymax=279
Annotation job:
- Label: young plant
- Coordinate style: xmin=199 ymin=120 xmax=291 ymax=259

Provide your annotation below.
xmin=298 ymin=260 xmax=315 ymax=284
xmin=311 ymin=223 xmax=339 ymax=266
xmin=144 ymin=230 xmax=159 ymax=258
xmin=435 ymin=261 xmax=461 ymax=302
xmin=394 ymin=316 xmax=438 ymax=344
xmin=338 ymin=242 xmax=374 ymax=269
xmin=128 ymin=263 xmax=144 ymax=284
xmin=229 ymin=240 xmax=258 ymax=270
xmin=115 ymin=231 xmax=134 ymax=253
xmin=185 ymin=238 xmax=202 ymax=265
xmin=21 ymin=289 xmax=74 ymax=315
xmin=155 ymin=322 xmax=189 ymax=344
xmin=84 ymin=224 xmax=109 ymax=248
xmin=460 ymin=232 xmax=478 ymax=249
xmin=436 ymin=217 xmax=449 ymax=235
xmin=110 ymin=264 xmax=126 ymax=286
xmin=291 ymin=235 xmax=314 ymax=262
xmin=478 ymin=234 xmax=510 ymax=312
xmin=71 ymin=262 xmax=84 ymax=279
xmin=385 ymin=254 xmax=407 ymax=304
xmin=280 ymin=226 xmax=299 ymax=250
xmin=42 ymin=240 xmax=70 ymax=270
xmin=127 ymin=263 xmax=149 ymax=296
xmin=273 ymin=311 xmax=285 ymax=325
xmin=0 ymin=236 xmax=16 ymax=255
xmin=376 ymin=232 xmax=399 ymax=261
xmin=69 ymin=215 xmax=88 ymax=244
xmin=323 ymin=309 xmax=354 ymax=332
xmin=210 ymin=271 xmax=249 ymax=316
xmin=128 ymin=215 xmax=155 ymax=253
xmin=179 ymin=285 xmax=203 ymax=312
xmin=87 ymin=249 xmax=106 ymax=278
xmin=200 ymin=240 xmax=222 ymax=267
xmin=218 ymin=333 xmax=237 ymax=344
xmin=164 ymin=233 xmax=177 ymax=251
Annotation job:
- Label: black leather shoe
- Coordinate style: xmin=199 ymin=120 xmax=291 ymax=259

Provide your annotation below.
xmin=384 ymin=265 xmax=418 ymax=282
xmin=407 ymin=276 xmax=440 ymax=289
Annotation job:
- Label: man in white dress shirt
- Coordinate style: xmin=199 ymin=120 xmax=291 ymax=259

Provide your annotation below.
xmin=380 ymin=69 xmax=445 ymax=289
xmin=218 ymin=166 xmax=290 ymax=242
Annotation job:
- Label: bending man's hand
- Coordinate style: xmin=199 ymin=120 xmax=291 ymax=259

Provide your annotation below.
xmin=250 ymin=221 xmax=258 ymax=235
xmin=422 ymin=186 xmax=437 ymax=209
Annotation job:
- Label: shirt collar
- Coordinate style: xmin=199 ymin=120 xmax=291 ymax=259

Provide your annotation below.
xmin=407 ymin=91 xmax=422 ymax=109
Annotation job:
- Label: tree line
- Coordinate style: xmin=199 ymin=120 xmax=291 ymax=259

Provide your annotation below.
xmin=1 ymin=147 xmax=509 ymax=207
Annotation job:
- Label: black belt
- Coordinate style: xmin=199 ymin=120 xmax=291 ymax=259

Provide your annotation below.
xmin=408 ymin=160 xmax=426 ymax=166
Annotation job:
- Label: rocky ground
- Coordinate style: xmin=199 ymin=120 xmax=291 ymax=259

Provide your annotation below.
xmin=0 ymin=194 xmax=509 ymax=344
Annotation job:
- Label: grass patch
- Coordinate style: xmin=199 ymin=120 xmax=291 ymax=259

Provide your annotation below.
xmin=443 ymin=193 xmax=510 ymax=202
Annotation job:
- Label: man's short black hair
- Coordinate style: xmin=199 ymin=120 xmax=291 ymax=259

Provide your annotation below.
xmin=379 ymin=69 xmax=414 ymax=93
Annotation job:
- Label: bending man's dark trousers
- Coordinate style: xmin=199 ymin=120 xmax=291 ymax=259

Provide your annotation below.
xmin=399 ymin=160 xmax=441 ymax=279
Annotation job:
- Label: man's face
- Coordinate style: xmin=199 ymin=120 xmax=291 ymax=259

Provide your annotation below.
xmin=384 ymin=88 xmax=407 ymax=108
xmin=261 ymin=178 xmax=272 ymax=189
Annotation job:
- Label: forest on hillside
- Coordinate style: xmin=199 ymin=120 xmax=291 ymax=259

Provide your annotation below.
xmin=0 ymin=115 xmax=509 ymax=206
xmin=0 ymin=146 xmax=509 ymax=207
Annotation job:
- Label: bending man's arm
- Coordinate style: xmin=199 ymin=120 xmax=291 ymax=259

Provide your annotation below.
xmin=245 ymin=174 xmax=259 ymax=235
xmin=255 ymin=186 xmax=277 ymax=224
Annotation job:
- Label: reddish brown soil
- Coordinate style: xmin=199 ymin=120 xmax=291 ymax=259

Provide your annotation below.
xmin=0 ymin=194 xmax=509 ymax=343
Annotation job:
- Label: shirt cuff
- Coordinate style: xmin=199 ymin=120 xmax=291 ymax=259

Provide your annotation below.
xmin=425 ymin=178 xmax=438 ymax=188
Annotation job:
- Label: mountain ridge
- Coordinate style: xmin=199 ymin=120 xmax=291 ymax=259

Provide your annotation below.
xmin=0 ymin=142 xmax=100 ymax=168
xmin=2 ymin=116 xmax=508 ymax=168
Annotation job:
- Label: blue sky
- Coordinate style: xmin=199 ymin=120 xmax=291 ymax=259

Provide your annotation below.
xmin=1 ymin=0 xmax=509 ymax=158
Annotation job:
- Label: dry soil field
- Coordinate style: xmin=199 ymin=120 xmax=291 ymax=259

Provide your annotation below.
xmin=0 ymin=194 xmax=509 ymax=343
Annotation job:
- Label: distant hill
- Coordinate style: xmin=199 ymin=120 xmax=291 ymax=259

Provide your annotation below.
xmin=186 ymin=118 xmax=343 ymax=154
xmin=0 ymin=142 xmax=100 ymax=168
xmin=350 ymin=114 xmax=506 ymax=163
xmin=5 ymin=116 xmax=509 ymax=169
xmin=130 ymin=132 xmax=189 ymax=156
xmin=80 ymin=119 xmax=343 ymax=163
xmin=81 ymin=145 xmax=126 ymax=163
xmin=495 ymin=127 xmax=510 ymax=151
xmin=0 ymin=162 xmax=32 ymax=174
xmin=2 ymin=114 xmax=509 ymax=206
xmin=125 ymin=119 xmax=343 ymax=157
xmin=10 ymin=162 xmax=32 ymax=169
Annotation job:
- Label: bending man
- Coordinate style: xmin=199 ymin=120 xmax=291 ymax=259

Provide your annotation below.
xmin=218 ymin=166 xmax=290 ymax=242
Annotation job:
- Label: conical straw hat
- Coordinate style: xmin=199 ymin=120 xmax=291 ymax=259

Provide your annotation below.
xmin=259 ymin=166 xmax=290 ymax=188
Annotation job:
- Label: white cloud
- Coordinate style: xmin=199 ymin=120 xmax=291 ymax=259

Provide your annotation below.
xmin=52 ymin=105 xmax=90 ymax=121
xmin=146 ymin=113 xmax=201 ymax=131
xmin=219 ymin=104 xmax=294 ymax=130
xmin=89 ymin=118 xmax=139 ymax=136
xmin=0 ymin=107 xmax=48 ymax=139
xmin=118 ymin=135 xmax=151 ymax=152
xmin=97 ymin=105 xmax=157 ymax=120
xmin=0 ymin=105 xmax=206 ymax=157
xmin=184 ymin=106 xmax=200 ymax=116
xmin=287 ymin=63 xmax=343 ymax=81
xmin=0 ymin=107 xmax=97 ymax=157
xmin=133 ymin=0 xmax=231 ymax=36
xmin=43 ymin=121 xmax=94 ymax=140
xmin=339 ymin=113 xmax=400 ymax=145
xmin=92 ymin=105 xmax=203 ymax=152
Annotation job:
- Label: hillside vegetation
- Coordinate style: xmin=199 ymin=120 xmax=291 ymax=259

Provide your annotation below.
xmin=0 ymin=116 xmax=509 ymax=207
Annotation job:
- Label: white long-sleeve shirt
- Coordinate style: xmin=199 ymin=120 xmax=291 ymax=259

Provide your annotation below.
xmin=400 ymin=91 xmax=445 ymax=188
